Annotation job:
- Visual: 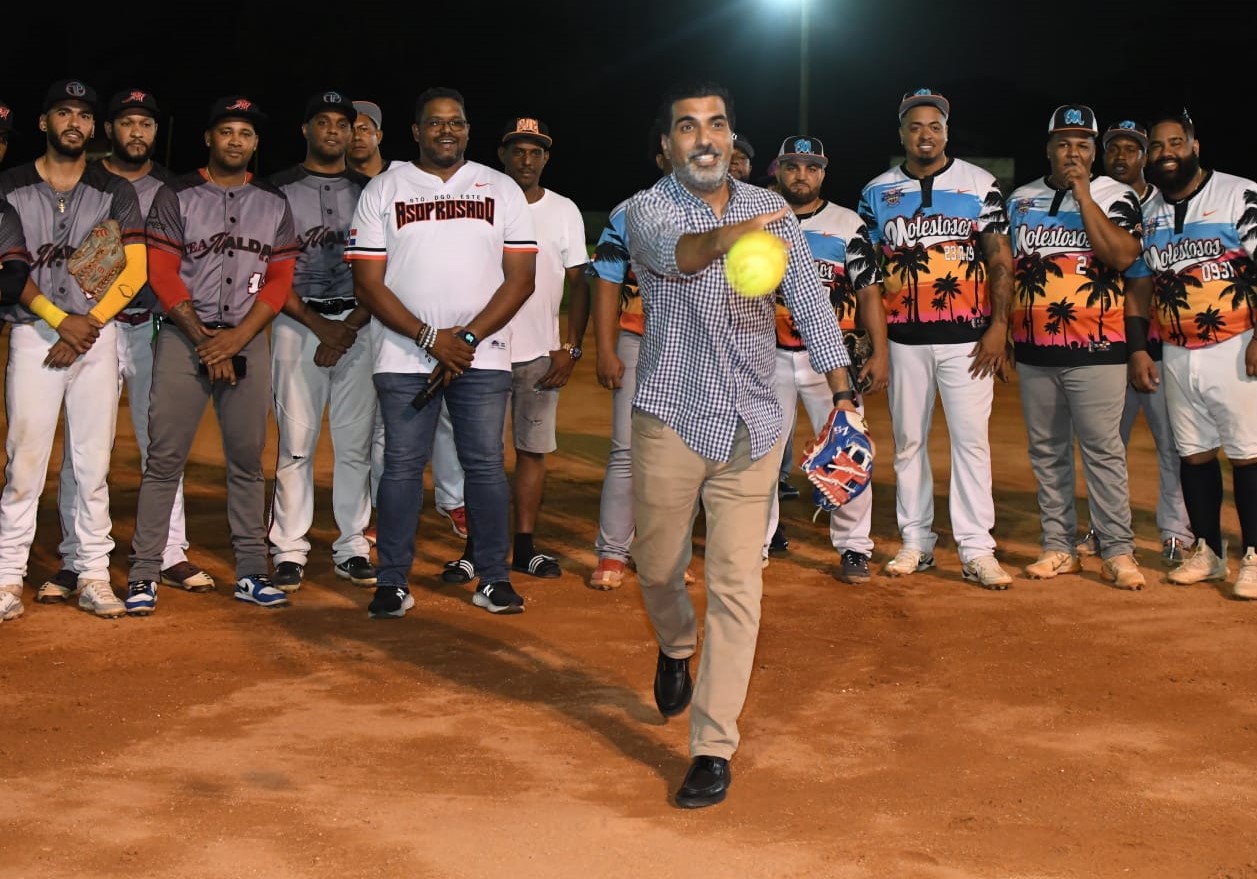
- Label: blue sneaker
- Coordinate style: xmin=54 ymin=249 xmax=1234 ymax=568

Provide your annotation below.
xmin=125 ymin=580 xmax=157 ymax=616
xmin=234 ymin=574 xmax=288 ymax=608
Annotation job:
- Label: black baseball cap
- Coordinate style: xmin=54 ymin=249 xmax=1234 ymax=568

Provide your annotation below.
xmin=44 ymin=79 xmax=97 ymax=114
xmin=1048 ymin=104 xmax=1098 ymax=137
xmin=899 ymin=88 xmax=949 ymax=120
xmin=501 ymin=117 xmax=552 ymax=148
xmin=0 ymin=100 xmax=12 ymax=133
xmin=777 ymin=134 xmax=828 ymax=168
xmin=107 ymin=88 xmax=160 ymax=121
xmin=304 ymin=90 xmax=356 ymax=123
xmin=207 ymin=95 xmax=266 ymax=128
xmin=1102 ymin=119 xmax=1148 ymax=150
xmin=733 ymin=134 xmax=755 ymax=159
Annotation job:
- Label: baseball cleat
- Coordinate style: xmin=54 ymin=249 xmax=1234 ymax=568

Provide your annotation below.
xmin=0 ymin=585 xmax=24 ymax=623
xmin=335 ymin=556 xmax=378 ymax=586
xmin=36 ymin=569 xmax=78 ymax=604
xmin=962 ymin=555 xmax=1013 ymax=590
xmin=1024 ymin=551 xmax=1082 ymax=579
xmin=160 ymin=562 xmax=215 ymax=592
xmin=125 ymin=581 xmax=158 ymax=616
xmin=234 ymin=575 xmax=289 ymax=608
xmin=272 ymin=561 xmax=304 ymax=593
xmin=1168 ymin=539 xmax=1229 ymax=585
xmin=78 ymin=580 xmax=126 ymax=618
xmin=838 ymin=550 xmax=871 ymax=584
xmin=1232 ymin=548 xmax=1257 ymax=600
xmin=589 ymin=558 xmax=626 ymax=590
xmin=884 ymin=547 xmax=935 ymax=577
xmin=1101 ymin=554 xmax=1145 ymax=591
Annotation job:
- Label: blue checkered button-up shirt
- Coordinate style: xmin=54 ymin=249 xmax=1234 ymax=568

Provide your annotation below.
xmin=626 ymin=175 xmax=848 ymax=462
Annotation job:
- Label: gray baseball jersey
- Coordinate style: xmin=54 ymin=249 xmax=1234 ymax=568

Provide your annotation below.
xmin=0 ymin=161 xmax=144 ymax=322
xmin=0 ymin=197 xmax=31 ymax=307
xmin=146 ymin=171 xmax=298 ymax=323
xmin=267 ymin=165 xmax=366 ymax=301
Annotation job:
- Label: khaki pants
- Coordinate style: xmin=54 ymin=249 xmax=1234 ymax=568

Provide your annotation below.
xmin=631 ymin=410 xmax=780 ymax=759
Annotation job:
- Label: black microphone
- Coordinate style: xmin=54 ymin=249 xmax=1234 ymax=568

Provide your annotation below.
xmin=410 ymin=366 xmax=446 ymax=411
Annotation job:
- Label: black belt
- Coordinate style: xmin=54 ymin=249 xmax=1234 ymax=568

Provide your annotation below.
xmin=203 ymin=320 xmax=234 ymax=330
xmin=304 ymin=297 xmax=357 ymax=316
xmin=114 ymin=309 xmax=152 ymax=326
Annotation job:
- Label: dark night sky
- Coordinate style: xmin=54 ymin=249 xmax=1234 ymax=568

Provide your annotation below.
xmin=5 ymin=0 xmax=1250 ymax=213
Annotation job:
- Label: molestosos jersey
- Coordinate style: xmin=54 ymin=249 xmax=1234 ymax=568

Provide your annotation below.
xmin=510 ymin=188 xmax=587 ymax=363
xmin=1006 ymin=175 xmax=1142 ymax=366
xmin=102 ymin=160 xmax=175 ymax=313
xmin=588 ymin=198 xmax=645 ymax=336
xmin=146 ymin=171 xmax=298 ymax=324
xmin=268 ymin=165 xmax=367 ymax=301
xmin=0 ymin=161 xmax=143 ymax=322
xmin=1127 ymin=169 xmax=1257 ymax=350
xmin=858 ymin=158 xmax=1008 ymax=345
xmin=775 ymin=201 xmax=881 ymax=349
xmin=345 ymin=160 xmax=538 ymax=374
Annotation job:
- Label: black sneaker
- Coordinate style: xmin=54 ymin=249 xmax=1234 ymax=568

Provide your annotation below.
xmin=368 ymin=585 xmax=414 ymax=619
xmin=838 ymin=550 xmax=871 ymax=584
xmin=778 ymin=479 xmax=800 ymax=501
xmin=334 ymin=556 xmax=377 ymax=586
xmin=473 ymin=580 xmax=524 ymax=615
xmin=769 ymin=524 xmax=790 ymax=554
xmin=442 ymin=558 xmax=476 ymax=584
xmin=273 ymin=561 xmax=304 ymax=593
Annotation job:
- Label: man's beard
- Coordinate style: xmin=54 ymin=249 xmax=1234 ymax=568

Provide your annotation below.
xmin=111 ymin=135 xmax=154 ymax=166
xmin=1147 ymin=150 xmax=1201 ymax=192
xmin=48 ymin=131 xmax=87 ymax=159
xmin=781 ymin=183 xmax=820 ymax=206
xmin=673 ymin=148 xmax=729 ymax=193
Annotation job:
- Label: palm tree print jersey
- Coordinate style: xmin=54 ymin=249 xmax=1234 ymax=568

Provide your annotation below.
xmin=588 ymin=198 xmax=646 ymax=336
xmin=1006 ymin=175 xmax=1142 ymax=366
xmin=773 ymin=202 xmax=882 ymax=349
xmin=858 ymin=158 xmax=1008 ymax=345
xmin=1126 ymin=170 xmax=1257 ymax=350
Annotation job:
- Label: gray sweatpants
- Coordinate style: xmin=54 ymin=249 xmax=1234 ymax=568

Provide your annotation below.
xmin=129 ymin=324 xmax=272 ymax=581
xmin=1017 ymin=362 xmax=1134 ymax=558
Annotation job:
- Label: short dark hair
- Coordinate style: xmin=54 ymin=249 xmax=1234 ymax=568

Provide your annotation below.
xmin=414 ymin=87 xmax=466 ymax=122
xmin=1147 ymin=108 xmax=1195 ymax=140
xmin=647 ymin=118 xmax=666 ymax=163
xmin=655 ymin=80 xmax=735 ymax=134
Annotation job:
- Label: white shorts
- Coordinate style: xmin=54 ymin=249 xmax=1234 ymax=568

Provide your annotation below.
xmin=1162 ymin=328 xmax=1257 ymax=458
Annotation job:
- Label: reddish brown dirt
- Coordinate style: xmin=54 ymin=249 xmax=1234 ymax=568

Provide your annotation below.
xmin=2 ymin=325 xmax=1256 ymax=879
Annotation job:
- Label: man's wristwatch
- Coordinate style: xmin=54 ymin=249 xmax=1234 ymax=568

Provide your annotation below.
xmin=457 ymin=330 xmax=478 ymax=348
xmin=833 ymin=389 xmax=856 ymax=405
xmin=562 ymin=342 xmax=583 ymax=361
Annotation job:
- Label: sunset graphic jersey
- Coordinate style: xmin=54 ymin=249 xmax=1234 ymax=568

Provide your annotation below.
xmin=1006 ymin=175 xmax=1142 ymax=366
xmin=858 ymin=158 xmax=1008 ymax=345
xmin=588 ymin=199 xmax=645 ymax=336
xmin=774 ymin=201 xmax=881 ymax=349
xmin=1126 ymin=170 xmax=1257 ymax=349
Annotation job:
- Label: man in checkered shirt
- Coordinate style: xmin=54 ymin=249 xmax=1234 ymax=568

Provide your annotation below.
xmin=625 ymin=81 xmax=856 ymax=809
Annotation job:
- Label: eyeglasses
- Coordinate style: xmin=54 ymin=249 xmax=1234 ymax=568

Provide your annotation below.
xmin=420 ymin=118 xmax=468 ymax=132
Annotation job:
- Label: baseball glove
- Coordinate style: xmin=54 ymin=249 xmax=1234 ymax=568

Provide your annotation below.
xmin=67 ymin=219 xmax=126 ymax=299
xmin=800 ymin=407 xmax=875 ymax=511
xmin=843 ymin=329 xmax=874 ymax=394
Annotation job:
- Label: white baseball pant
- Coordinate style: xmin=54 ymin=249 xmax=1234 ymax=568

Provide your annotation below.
xmin=268 ymin=312 xmax=376 ymax=565
xmin=764 ymin=348 xmax=873 ymax=556
xmin=0 ymin=321 xmax=119 ymax=583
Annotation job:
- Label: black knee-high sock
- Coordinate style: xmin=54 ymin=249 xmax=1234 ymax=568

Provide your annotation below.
xmin=1180 ymin=458 xmax=1224 ymax=556
xmin=1233 ymin=461 xmax=1257 ymax=552
xmin=514 ymin=533 xmax=534 ymax=564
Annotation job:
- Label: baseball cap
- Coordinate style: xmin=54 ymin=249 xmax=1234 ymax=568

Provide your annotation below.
xmin=733 ymin=134 xmax=755 ymax=159
xmin=106 ymin=88 xmax=160 ymax=121
xmin=1102 ymin=119 xmax=1148 ymax=150
xmin=777 ymin=134 xmax=828 ymax=168
xmin=304 ymin=90 xmax=356 ymax=123
xmin=207 ymin=95 xmax=266 ymax=128
xmin=353 ymin=100 xmax=382 ymax=130
xmin=1048 ymin=104 xmax=1099 ymax=137
xmin=44 ymin=79 xmax=97 ymax=113
xmin=501 ymin=117 xmax=552 ymax=148
xmin=0 ymin=100 xmax=12 ymax=134
xmin=898 ymin=88 xmax=949 ymax=120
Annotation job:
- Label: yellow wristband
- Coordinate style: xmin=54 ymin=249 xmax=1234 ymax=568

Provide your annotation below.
xmin=29 ymin=295 xmax=68 ymax=330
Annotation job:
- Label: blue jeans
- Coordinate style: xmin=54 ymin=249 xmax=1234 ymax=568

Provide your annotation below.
xmin=373 ymin=369 xmax=512 ymax=587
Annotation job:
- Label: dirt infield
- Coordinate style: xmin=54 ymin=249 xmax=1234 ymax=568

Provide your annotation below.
xmin=2 ymin=325 xmax=1255 ymax=879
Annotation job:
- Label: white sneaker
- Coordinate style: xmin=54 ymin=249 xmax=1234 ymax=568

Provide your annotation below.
xmin=962 ymin=555 xmax=1013 ymax=590
xmin=77 ymin=580 xmax=125 ymax=618
xmin=1024 ymin=550 xmax=1082 ymax=579
xmin=1101 ymin=554 xmax=1146 ymax=591
xmin=1168 ymin=539 xmax=1229 ymax=585
xmin=1234 ymin=548 xmax=1257 ymax=600
xmin=884 ymin=547 xmax=935 ymax=577
xmin=0 ymin=584 xmax=24 ymax=622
